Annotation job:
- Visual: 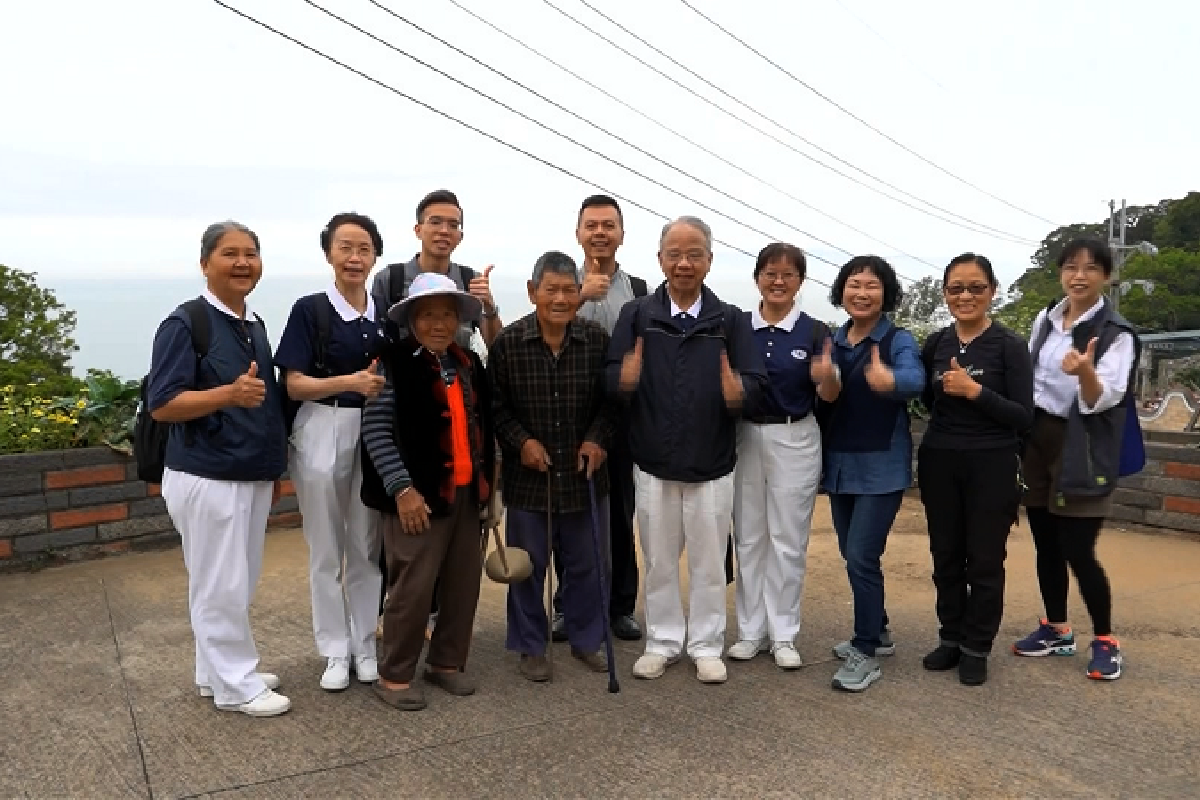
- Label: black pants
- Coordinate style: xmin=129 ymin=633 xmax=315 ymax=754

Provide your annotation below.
xmin=918 ymin=445 xmax=1020 ymax=655
xmin=554 ymin=424 xmax=640 ymax=619
xmin=1026 ymin=507 xmax=1111 ymax=636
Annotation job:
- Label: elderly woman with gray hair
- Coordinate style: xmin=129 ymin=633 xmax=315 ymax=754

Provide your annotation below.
xmin=606 ymin=216 xmax=768 ymax=685
xmin=146 ymin=221 xmax=290 ymax=717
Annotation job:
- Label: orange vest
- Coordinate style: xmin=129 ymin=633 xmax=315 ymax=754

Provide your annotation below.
xmin=445 ymin=378 xmax=473 ymax=487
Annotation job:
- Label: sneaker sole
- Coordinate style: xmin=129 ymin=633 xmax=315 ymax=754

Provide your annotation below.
xmin=727 ymin=645 xmax=767 ymax=661
xmin=633 ymin=656 xmax=679 ymax=680
xmin=320 ymin=679 xmax=351 ymax=692
xmin=198 ymin=676 xmax=282 ymax=698
xmin=1087 ymin=664 xmax=1122 ymax=681
xmin=1012 ymin=643 xmax=1077 ymax=657
xmin=831 ymin=667 xmax=882 ymax=692
xmin=215 ymin=700 xmax=291 ymax=717
xmin=832 ymin=644 xmax=896 ymax=659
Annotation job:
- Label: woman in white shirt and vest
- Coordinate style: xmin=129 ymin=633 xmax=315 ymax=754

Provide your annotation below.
xmin=1012 ymin=238 xmax=1139 ymax=681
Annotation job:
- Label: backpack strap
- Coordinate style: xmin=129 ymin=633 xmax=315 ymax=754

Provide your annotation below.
xmin=181 ymin=297 xmax=211 ymax=357
xmin=629 ymin=275 xmax=649 ymax=298
xmin=310 ymin=293 xmax=333 ymax=377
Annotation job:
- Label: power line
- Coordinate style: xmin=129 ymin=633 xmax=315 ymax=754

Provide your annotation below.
xmin=297 ymin=0 xmax=885 ymax=282
xmin=442 ymin=0 xmax=941 ymax=273
xmin=363 ymin=0 xmax=865 ymax=268
xmin=677 ymin=0 xmax=1057 ymax=227
xmin=559 ymin=0 xmax=1035 ymax=245
xmin=829 ymin=0 xmax=951 ymax=94
xmin=206 ymin=0 xmax=835 ymax=287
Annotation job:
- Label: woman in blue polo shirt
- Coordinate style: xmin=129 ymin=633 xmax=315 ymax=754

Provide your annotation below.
xmin=820 ymin=255 xmax=925 ymax=693
xmin=728 ymin=243 xmax=839 ymax=671
xmin=147 ymin=220 xmax=290 ymax=718
xmin=275 ymin=212 xmax=388 ymax=693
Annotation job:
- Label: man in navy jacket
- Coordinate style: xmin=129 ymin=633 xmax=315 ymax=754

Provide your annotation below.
xmin=607 ymin=215 xmax=767 ymax=685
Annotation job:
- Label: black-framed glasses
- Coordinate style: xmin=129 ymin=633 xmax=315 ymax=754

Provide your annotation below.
xmin=945 ymin=283 xmax=991 ymax=297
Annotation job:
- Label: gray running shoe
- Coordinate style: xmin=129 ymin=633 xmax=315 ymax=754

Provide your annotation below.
xmin=832 ymin=629 xmax=896 ymax=659
xmin=831 ymin=648 xmax=882 ymax=692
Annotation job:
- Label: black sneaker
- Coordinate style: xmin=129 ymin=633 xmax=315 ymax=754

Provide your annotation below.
xmin=551 ymin=611 xmax=568 ymax=643
xmin=958 ymin=654 xmax=988 ymax=686
xmin=610 ymin=614 xmax=643 ymax=641
xmin=922 ymin=644 xmax=961 ymax=671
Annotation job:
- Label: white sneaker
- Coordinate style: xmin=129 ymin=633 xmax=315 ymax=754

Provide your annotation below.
xmin=772 ymin=642 xmax=803 ymax=670
xmin=695 ymin=656 xmax=727 ymax=684
xmin=632 ymin=653 xmax=678 ymax=680
xmin=726 ymin=639 xmax=767 ymax=661
xmin=354 ymin=655 xmax=379 ymax=683
xmin=197 ymin=672 xmax=280 ymax=698
xmin=216 ymin=688 xmax=291 ymax=717
xmin=320 ymin=656 xmax=351 ymax=691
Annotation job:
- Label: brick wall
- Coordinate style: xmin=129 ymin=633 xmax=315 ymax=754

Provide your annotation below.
xmin=0 ymin=447 xmax=298 ymax=567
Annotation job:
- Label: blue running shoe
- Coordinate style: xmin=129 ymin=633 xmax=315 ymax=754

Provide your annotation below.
xmin=1087 ymin=637 xmax=1122 ymax=680
xmin=1012 ymin=619 xmax=1077 ymax=656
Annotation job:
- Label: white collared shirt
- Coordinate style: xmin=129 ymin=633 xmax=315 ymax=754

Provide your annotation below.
xmin=669 ymin=295 xmax=703 ymax=318
xmin=203 ymin=289 xmax=255 ymax=321
xmin=751 ymin=302 xmax=802 ymax=332
xmin=325 ymin=281 xmax=377 ymax=323
xmin=1031 ymin=297 xmax=1134 ymax=416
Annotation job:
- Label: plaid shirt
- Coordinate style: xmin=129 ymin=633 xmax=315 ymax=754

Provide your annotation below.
xmin=490 ymin=313 xmax=618 ymax=513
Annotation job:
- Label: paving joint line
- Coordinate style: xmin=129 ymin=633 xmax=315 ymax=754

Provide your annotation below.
xmin=102 ymin=577 xmax=155 ymax=800
xmin=180 ymin=698 xmax=642 ymax=798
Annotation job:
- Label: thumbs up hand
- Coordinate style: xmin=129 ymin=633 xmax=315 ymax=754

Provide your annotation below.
xmin=581 ymin=257 xmax=612 ymax=301
xmin=1062 ymin=337 xmax=1098 ymax=377
xmin=352 ymin=358 xmax=386 ymax=399
xmin=942 ymin=356 xmax=981 ymax=399
xmin=230 ymin=361 xmax=267 ymax=408
xmin=619 ymin=337 xmax=644 ymax=392
xmin=864 ymin=344 xmax=896 ymax=394
xmin=469 ymin=264 xmax=496 ymax=314
xmin=720 ymin=351 xmax=745 ymax=409
xmin=810 ymin=336 xmax=838 ymax=385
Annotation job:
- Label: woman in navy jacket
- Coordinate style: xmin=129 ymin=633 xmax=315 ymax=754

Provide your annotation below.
xmin=147 ymin=221 xmax=289 ymax=718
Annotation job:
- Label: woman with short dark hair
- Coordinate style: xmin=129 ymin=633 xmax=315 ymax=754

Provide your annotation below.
xmin=1012 ymin=238 xmax=1138 ymax=681
xmin=274 ymin=212 xmax=388 ymax=692
xmin=917 ymin=253 xmax=1033 ymax=686
xmin=819 ymin=255 xmax=925 ymax=693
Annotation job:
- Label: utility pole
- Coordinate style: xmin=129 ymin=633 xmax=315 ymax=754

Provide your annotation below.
xmin=1108 ymin=199 xmax=1128 ymax=313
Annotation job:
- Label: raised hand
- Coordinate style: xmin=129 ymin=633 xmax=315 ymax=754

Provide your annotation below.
xmin=577 ymin=441 xmax=606 ymax=478
xmin=580 ymin=257 xmax=611 ymax=302
xmin=720 ymin=351 xmax=744 ymax=409
xmin=395 ymin=487 xmax=432 ymax=535
xmin=469 ymin=264 xmax=496 ymax=314
xmin=352 ymin=359 xmax=386 ymax=399
xmin=229 ymin=361 xmax=266 ymax=408
xmin=942 ymin=356 xmax=981 ymax=399
xmin=1061 ymin=337 xmax=1098 ymax=377
xmin=520 ymin=438 xmax=552 ymax=472
xmin=865 ymin=345 xmax=896 ymax=394
xmin=619 ymin=337 xmax=644 ymax=392
xmin=811 ymin=336 xmax=838 ymax=385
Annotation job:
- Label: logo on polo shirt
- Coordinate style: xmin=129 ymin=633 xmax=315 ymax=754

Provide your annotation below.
xmin=791 ymin=349 xmax=809 ymax=360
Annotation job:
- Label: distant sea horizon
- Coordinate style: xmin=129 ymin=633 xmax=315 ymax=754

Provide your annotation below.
xmin=47 ymin=273 xmax=804 ymax=381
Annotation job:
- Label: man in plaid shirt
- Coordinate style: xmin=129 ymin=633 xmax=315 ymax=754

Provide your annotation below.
xmin=489 ymin=250 xmax=621 ymax=682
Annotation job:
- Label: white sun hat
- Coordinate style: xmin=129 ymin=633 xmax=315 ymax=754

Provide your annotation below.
xmin=388 ymin=272 xmax=483 ymax=328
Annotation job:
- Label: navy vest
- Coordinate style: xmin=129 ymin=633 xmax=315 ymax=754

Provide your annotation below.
xmin=164 ymin=303 xmax=287 ymax=482
xmin=821 ymin=326 xmax=905 ymax=453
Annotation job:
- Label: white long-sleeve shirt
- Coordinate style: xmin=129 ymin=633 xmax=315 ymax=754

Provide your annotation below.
xmin=1030 ymin=298 xmax=1134 ymax=417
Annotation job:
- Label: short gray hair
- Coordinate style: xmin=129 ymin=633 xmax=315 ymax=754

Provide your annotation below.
xmin=531 ymin=250 xmax=580 ymax=287
xmin=200 ymin=220 xmax=260 ymax=262
xmin=659 ymin=215 xmax=712 ymax=252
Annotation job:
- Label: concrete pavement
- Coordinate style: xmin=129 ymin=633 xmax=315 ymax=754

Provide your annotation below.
xmin=1 ymin=499 xmax=1198 ymax=799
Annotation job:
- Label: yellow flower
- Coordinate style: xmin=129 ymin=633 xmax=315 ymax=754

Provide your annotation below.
xmin=30 ymin=427 xmax=40 ymax=434
xmin=31 ymin=409 xmax=44 ymax=418
xmin=76 ymin=400 xmax=87 ymax=409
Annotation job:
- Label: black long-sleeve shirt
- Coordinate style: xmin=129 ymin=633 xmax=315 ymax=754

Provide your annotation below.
xmin=920 ymin=322 xmax=1034 ymax=450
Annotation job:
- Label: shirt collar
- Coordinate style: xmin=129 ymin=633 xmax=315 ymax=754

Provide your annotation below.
xmin=833 ymin=316 xmax=892 ymax=346
xmin=203 ymin=289 xmax=254 ymax=321
xmin=520 ymin=313 xmax=586 ymax=342
xmin=1047 ymin=296 xmax=1104 ymax=331
xmin=751 ymin=302 xmax=802 ymax=332
xmin=325 ymin=282 xmax=376 ymax=322
xmin=670 ymin=295 xmax=703 ymax=318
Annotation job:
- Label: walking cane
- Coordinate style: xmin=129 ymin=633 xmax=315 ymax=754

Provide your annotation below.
xmin=545 ymin=467 xmax=555 ymax=681
xmin=584 ymin=456 xmax=621 ymax=693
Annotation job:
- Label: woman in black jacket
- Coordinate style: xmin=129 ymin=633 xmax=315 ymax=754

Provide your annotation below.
xmin=917 ymin=253 xmax=1033 ymax=686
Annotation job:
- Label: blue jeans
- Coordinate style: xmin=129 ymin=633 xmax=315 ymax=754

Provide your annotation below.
xmin=828 ymin=491 xmax=904 ymax=657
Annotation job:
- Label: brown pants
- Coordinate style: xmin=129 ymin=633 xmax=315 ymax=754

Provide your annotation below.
xmin=379 ymin=488 xmax=482 ymax=684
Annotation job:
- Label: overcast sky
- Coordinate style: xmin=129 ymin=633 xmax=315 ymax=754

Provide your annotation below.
xmin=2 ymin=0 xmax=1196 ymax=322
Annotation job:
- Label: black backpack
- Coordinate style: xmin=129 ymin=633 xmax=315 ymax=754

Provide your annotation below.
xmin=133 ymin=298 xmax=278 ymax=483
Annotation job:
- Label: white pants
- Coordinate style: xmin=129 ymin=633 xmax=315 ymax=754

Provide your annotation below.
xmin=732 ymin=416 xmax=821 ymax=644
xmin=635 ymin=468 xmax=734 ymax=660
xmin=289 ymin=401 xmax=381 ymax=659
xmin=161 ymin=467 xmax=272 ymax=707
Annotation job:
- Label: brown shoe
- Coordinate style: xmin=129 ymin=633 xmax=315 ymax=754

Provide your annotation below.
xmin=571 ymin=648 xmax=608 ymax=673
xmin=373 ymin=682 xmax=426 ymax=711
xmin=519 ymin=654 xmax=552 ymax=682
xmin=423 ymin=668 xmax=476 ymax=696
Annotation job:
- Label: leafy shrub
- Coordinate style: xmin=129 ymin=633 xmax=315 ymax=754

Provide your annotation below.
xmin=0 ymin=370 xmax=139 ymax=455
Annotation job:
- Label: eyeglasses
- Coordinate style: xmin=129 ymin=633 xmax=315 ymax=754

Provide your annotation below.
xmin=760 ymin=271 xmax=800 ymax=284
xmin=945 ymin=283 xmax=991 ymax=296
xmin=663 ymin=249 xmax=709 ymax=265
xmin=423 ymin=216 xmax=462 ymax=232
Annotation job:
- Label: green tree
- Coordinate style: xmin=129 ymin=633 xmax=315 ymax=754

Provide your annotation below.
xmin=1117 ymin=248 xmax=1200 ymax=331
xmin=893 ymin=276 xmax=948 ymax=342
xmin=1153 ymin=191 xmax=1200 ymax=252
xmin=0 ymin=264 xmax=79 ymax=396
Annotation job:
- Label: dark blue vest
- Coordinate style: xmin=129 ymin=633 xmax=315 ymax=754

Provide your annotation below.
xmin=821 ymin=325 xmax=906 ymax=453
xmin=164 ymin=303 xmax=287 ymax=482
